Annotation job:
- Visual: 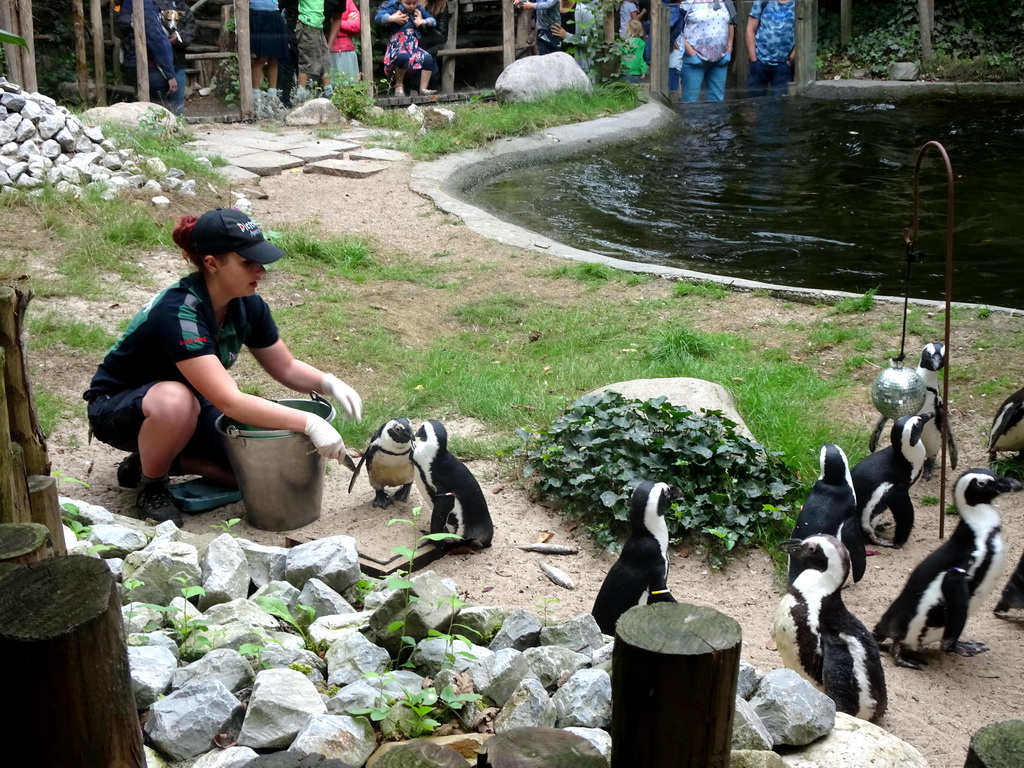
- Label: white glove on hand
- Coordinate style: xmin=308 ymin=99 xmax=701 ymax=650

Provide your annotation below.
xmin=303 ymin=413 xmax=348 ymax=462
xmin=321 ymin=373 xmax=363 ymax=421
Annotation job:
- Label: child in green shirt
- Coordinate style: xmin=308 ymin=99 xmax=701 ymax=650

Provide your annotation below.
xmin=621 ymin=19 xmax=648 ymax=82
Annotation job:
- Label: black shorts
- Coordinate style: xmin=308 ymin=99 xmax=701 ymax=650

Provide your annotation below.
xmin=86 ymin=384 xmax=229 ymax=464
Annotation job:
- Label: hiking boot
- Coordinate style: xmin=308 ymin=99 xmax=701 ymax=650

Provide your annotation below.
xmin=137 ymin=482 xmax=183 ymax=527
xmin=117 ymin=452 xmax=142 ymax=488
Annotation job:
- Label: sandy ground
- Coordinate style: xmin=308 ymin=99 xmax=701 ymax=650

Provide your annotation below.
xmin=49 ymin=141 xmax=1024 ymax=768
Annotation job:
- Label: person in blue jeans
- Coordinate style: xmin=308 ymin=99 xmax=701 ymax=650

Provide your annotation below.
xmin=745 ymin=0 xmax=794 ymax=97
xmin=678 ymin=0 xmax=737 ymax=103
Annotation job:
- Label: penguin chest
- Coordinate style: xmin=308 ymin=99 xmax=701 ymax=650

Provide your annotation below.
xmin=773 ymin=594 xmax=822 ymax=685
xmin=368 ymin=452 xmax=414 ymax=489
xmin=968 ymin=531 xmax=1006 ymax=615
xmin=993 ymin=415 xmax=1024 ymax=452
xmin=905 ymin=576 xmax=948 ymax=649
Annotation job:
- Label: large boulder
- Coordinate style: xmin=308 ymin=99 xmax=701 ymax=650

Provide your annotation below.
xmin=81 ymin=101 xmax=177 ymax=130
xmin=495 ymin=52 xmax=593 ymax=104
xmin=779 ymin=711 xmax=928 ymax=767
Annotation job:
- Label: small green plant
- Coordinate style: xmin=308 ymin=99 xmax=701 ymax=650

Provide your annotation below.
xmin=536 ymin=595 xmax=560 ymax=627
xmin=833 ymin=288 xmax=878 ymax=314
xmin=329 ymin=77 xmax=376 ymax=121
xmin=977 ymin=306 xmax=992 ymax=319
xmin=60 ymin=501 xmax=90 ymax=539
xmin=141 ymin=576 xmax=211 ymax=656
xmin=239 ymin=641 xmax=267 ymax=668
xmin=921 ymin=495 xmax=940 ymax=506
xmin=254 ymin=595 xmax=321 ymax=652
xmin=210 ymin=517 xmax=242 ymax=535
xmin=672 ymin=280 xmax=729 ymax=300
xmin=517 ymin=391 xmax=800 ymax=565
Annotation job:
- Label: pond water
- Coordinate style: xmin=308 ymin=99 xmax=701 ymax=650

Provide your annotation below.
xmin=472 ymin=98 xmax=1024 ymax=309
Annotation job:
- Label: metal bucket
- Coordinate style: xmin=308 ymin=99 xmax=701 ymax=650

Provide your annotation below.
xmin=216 ymin=394 xmax=335 ymax=531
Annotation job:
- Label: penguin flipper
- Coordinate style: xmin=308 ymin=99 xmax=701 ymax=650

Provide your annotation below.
xmin=821 ymin=635 xmax=859 ymax=718
xmin=868 ymin=416 xmax=888 ymax=453
xmin=347 ymin=450 xmax=370 ymax=494
xmin=840 ymin=519 xmax=867 ymax=583
xmin=939 ymin=568 xmax=971 ymax=652
xmin=995 ymin=552 xmax=1024 ymax=613
xmin=948 ymin=425 xmax=959 ymax=470
xmin=428 ymin=491 xmax=459 ymax=544
xmin=887 ymin=490 xmax=915 ymax=548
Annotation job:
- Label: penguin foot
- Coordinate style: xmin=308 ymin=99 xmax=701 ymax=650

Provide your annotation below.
xmin=891 ymin=642 xmax=926 ymax=670
xmin=867 ymin=533 xmax=897 ymax=548
xmin=371 ymin=491 xmax=394 ymax=509
xmin=394 ymin=483 xmax=412 ymax=504
xmin=944 ymin=640 xmax=989 ymax=657
xmin=922 ymin=458 xmax=935 ymax=481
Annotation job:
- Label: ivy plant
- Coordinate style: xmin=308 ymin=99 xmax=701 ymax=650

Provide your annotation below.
xmin=516 ymin=391 xmax=800 ymax=565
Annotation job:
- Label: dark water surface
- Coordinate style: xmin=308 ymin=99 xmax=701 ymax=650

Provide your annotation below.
xmin=472 ymin=98 xmax=1024 ymax=309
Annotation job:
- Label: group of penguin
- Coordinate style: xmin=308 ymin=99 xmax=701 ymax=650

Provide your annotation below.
xmin=347 ymin=417 xmax=494 ymax=552
xmin=588 ymin=341 xmax=1024 ymax=726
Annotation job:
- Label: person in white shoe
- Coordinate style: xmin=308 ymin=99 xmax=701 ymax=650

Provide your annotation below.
xmin=84 ymin=208 xmax=362 ymax=527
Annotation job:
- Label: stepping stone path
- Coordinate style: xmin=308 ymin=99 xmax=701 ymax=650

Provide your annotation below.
xmin=187 ymin=125 xmax=408 ymax=183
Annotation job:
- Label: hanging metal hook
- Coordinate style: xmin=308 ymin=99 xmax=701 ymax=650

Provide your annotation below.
xmin=907 ymin=140 xmax=955 ymax=538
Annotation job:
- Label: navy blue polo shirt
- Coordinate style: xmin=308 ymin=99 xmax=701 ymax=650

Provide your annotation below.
xmin=85 ymin=273 xmax=279 ymax=399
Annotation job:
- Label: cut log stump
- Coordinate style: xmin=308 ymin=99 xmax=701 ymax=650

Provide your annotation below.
xmin=481 ymin=727 xmax=608 ymax=767
xmin=0 ymin=556 xmax=145 ymax=767
xmin=373 ymin=740 xmax=471 ymax=768
xmin=610 ymin=602 xmax=741 ymax=768
xmin=964 ymin=719 xmax=1024 ymax=768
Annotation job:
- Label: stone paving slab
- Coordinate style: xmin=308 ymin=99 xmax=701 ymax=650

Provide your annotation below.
xmin=218 ymin=165 xmax=262 ymax=182
xmin=191 ymin=143 xmax=265 ymax=160
xmin=301 ymin=138 xmax=361 ymax=152
xmin=230 ymin=151 xmax=306 ymax=176
xmin=348 ymin=147 xmax=410 ymax=162
xmin=303 ymin=159 xmax=390 ymax=178
xmin=284 ymin=146 xmax=347 ymax=162
xmin=232 ymin=137 xmax=313 ymax=152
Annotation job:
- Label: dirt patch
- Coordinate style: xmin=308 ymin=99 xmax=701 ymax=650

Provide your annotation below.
xmin=43 ymin=133 xmax=1024 ymax=768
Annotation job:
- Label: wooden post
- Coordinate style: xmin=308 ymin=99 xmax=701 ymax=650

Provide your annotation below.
xmin=0 ymin=288 xmax=49 ymax=476
xmin=649 ymin=2 xmax=668 ymax=101
xmin=840 ymin=0 xmax=851 ymax=46
xmin=29 ymin=474 xmax=67 ymax=556
xmin=442 ymin=0 xmax=459 ymax=93
xmin=484 ymin=727 xmax=608 ymax=767
xmin=235 ymin=0 xmax=253 ymax=119
xmin=0 ymin=522 xmax=50 ymax=564
xmin=111 ymin=0 xmax=122 ymax=83
xmin=610 ymin=603 xmax=741 ymax=768
xmin=792 ymin=0 xmax=816 ymax=94
xmin=0 ymin=0 xmax=24 ymax=85
xmin=360 ymin=0 xmax=373 ymax=96
xmin=16 ymin=0 xmax=36 ymax=91
xmin=502 ymin=0 xmax=514 ymax=68
xmin=73 ymin=0 xmax=90 ymax=102
xmin=918 ymin=0 xmax=933 ymax=67
xmin=733 ymin=0 xmax=749 ymax=97
xmin=964 ymin=719 xmax=1024 ymax=768
xmin=132 ymin=0 xmax=150 ymax=102
xmin=90 ymin=0 xmax=107 ymax=105
xmin=0 ymin=556 xmax=146 ymax=767
xmin=0 ymin=348 xmax=16 ymax=525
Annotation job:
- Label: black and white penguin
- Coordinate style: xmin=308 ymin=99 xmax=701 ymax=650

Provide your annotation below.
xmin=994 ymin=549 xmax=1024 ymax=615
xmin=873 ymin=468 xmax=1023 ymax=668
xmin=772 ymin=534 xmax=887 ymax=722
xmin=869 ymin=342 xmax=958 ymax=480
xmin=591 ymin=481 xmax=681 ymax=635
xmin=412 ymin=419 xmax=494 ymax=552
xmin=789 ymin=444 xmax=865 ymax=585
xmin=987 ymin=385 xmax=1024 ymax=461
xmin=347 ymin=418 xmax=415 ymax=509
xmin=852 ymin=412 xmax=932 ymax=548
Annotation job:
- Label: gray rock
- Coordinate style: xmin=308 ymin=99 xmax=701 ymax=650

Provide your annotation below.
xmin=325 ymin=630 xmax=390 ymax=686
xmin=733 ymin=695 xmax=773 ymax=750
xmin=564 ymin=727 xmax=613 ymax=761
xmin=238 ymin=539 xmax=288 ymax=588
xmin=494 ymin=677 xmax=556 ymax=732
xmin=101 ymin=152 xmax=123 ymax=170
xmin=308 ymin=611 xmax=370 ymax=647
xmin=457 ymin=605 xmax=507 ymax=645
xmin=0 ymin=91 xmax=26 ymax=111
xmin=540 ymin=613 xmax=605 ymax=656
xmin=180 ymin=179 xmax=197 ymax=195
xmin=260 ymin=644 xmax=327 ymax=677
xmin=200 ymin=534 xmax=250 ymax=610
xmin=522 ymin=645 xmax=591 ymax=690
xmin=171 ymin=647 xmax=255 ymax=694
xmin=467 ymin=647 xmax=533 ymax=707
xmin=285 ymin=534 xmax=360 ymax=595
xmin=0 ymin=170 xmax=9 ymax=187
xmin=410 ymin=636 xmax=493 ymax=677
xmin=19 ymin=98 xmax=42 ymax=121
xmin=251 ymin=579 xmax=302 ymax=611
xmin=551 ymin=668 xmax=611 ymax=728
xmin=889 ymin=62 xmax=920 ymax=81
xmin=54 ymin=128 xmax=75 ymax=151
xmin=204 ymin=598 xmax=278 ymax=629
xmin=489 ymin=607 xmax=542 ymax=651
xmin=738 ymin=660 xmax=762 ymax=700
xmin=81 ymin=101 xmax=176 ymax=130
xmin=779 ymin=711 xmax=928 ymax=767
xmin=125 ymin=174 xmax=147 ymax=189
xmin=37 ymin=112 xmax=65 ymax=140
xmin=145 ymin=679 xmax=244 ymax=761
xmin=129 ymin=630 xmax=179 ymax=655
xmin=122 ymin=539 xmax=202 ymax=605
xmin=143 ymin=156 xmax=168 ymax=176
xmin=284 ymin=98 xmax=343 ymax=126
xmin=368 ymin=569 xmax=458 ymax=654
xmin=73 ymin=132 xmax=95 ymax=153
xmin=88 ymin=524 xmax=149 ymax=559
xmin=590 ymin=640 xmax=614 ymax=670
xmin=15 ymin=173 xmax=42 ymax=188
xmin=237 ymin=668 xmax=328 ymax=749
xmin=325 ymin=679 xmax=385 ymax=716
xmin=128 ymin=644 xmax=178 ymax=708
xmin=152 ymin=195 xmax=171 ymax=207
xmin=289 ymin=713 xmax=376 ymax=765
xmin=40 ymin=139 xmax=62 ymax=160
xmin=299 ymin=576 xmax=356 ymax=618
xmin=191 ymin=746 xmax=260 ymax=768
xmin=750 ymin=668 xmax=835 ymax=747
xmin=0 ymin=121 xmax=14 ymax=144
xmin=732 ymin=751 xmax=788 ymax=768
xmin=17 ymin=139 xmax=38 ymax=159
xmin=123 ymin=601 xmax=166 ymax=634
xmin=83 ymin=123 xmax=105 ymax=143
xmin=495 ymin=52 xmax=593 ymax=104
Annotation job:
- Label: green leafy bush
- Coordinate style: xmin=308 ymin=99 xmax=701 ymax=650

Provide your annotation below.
xmin=516 ymin=391 xmax=800 ymax=565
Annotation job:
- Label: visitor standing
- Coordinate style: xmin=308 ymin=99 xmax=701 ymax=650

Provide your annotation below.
xmin=294 ymin=0 xmax=333 ymax=103
xmin=678 ymin=0 xmax=736 ymax=103
xmin=514 ymin=0 xmax=562 ymax=55
xmin=115 ymin=0 xmax=179 ymax=113
xmin=154 ymin=0 xmax=196 ymax=115
xmin=328 ymin=0 xmax=362 ymax=84
xmin=620 ymin=19 xmax=648 ymax=82
xmin=618 ymin=0 xmax=645 ymax=38
xmin=418 ymin=0 xmax=449 ymax=90
xmin=375 ymin=0 xmax=440 ymax=95
xmin=250 ymin=0 xmax=291 ymax=117
xmin=551 ymin=0 xmax=599 ymax=77
xmin=745 ymin=0 xmax=795 ymax=97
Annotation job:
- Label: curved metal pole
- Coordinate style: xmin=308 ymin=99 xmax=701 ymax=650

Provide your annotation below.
xmin=907 ymin=140 xmax=955 ymax=539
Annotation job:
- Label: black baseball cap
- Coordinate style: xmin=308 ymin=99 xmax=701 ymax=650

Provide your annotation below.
xmin=191 ymin=208 xmax=285 ymax=264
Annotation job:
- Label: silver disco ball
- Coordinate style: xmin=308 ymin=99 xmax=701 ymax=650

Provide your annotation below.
xmin=871 ymin=361 xmax=927 ymax=420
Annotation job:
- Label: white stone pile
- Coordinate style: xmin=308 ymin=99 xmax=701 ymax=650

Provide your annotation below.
xmin=0 ymin=77 xmax=197 ymax=201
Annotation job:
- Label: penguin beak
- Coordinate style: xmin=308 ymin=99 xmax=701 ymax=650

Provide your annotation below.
xmin=777 ymin=538 xmax=804 ymax=554
xmin=664 ymin=484 xmax=682 ymax=501
xmin=995 ymin=475 xmax=1024 ymax=495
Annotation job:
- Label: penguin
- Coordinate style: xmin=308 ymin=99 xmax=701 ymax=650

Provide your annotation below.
xmin=986 ymin=384 xmax=1024 ymax=461
xmin=852 ymin=412 xmax=932 ymax=548
xmin=994 ymin=549 xmax=1024 ymax=615
xmin=411 ymin=419 xmax=494 ymax=552
xmin=772 ymin=535 xmax=887 ymax=722
xmin=873 ymin=468 xmax=1023 ymax=669
xmin=789 ymin=444 xmax=865 ymax=585
xmin=591 ymin=481 xmax=682 ymax=635
xmin=347 ymin=418 xmax=415 ymax=509
xmin=869 ymin=342 xmax=958 ymax=480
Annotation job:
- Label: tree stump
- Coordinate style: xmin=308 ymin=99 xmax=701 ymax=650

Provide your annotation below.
xmin=373 ymin=740 xmax=470 ymax=768
xmin=964 ymin=719 xmax=1024 ymax=768
xmin=0 ymin=522 xmax=50 ymax=563
xmin=481 ymin=727 xmax=607 ymax=767
xmin=0 ymin=556 xmax=145 ymax=767
xmin=610 ymin=603 xmax=741 ymax=768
